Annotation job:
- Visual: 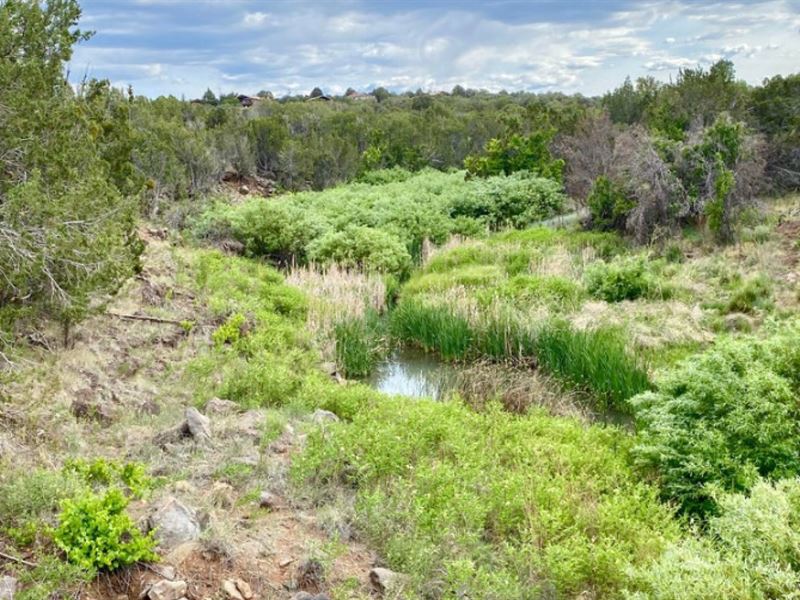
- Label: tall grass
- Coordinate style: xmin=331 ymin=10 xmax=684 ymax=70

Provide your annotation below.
xmin=534 ymin=321 xmax=650 ymax=408
xmin=390 ymin=299 xmax=650 ymax=409
xmin=287 ymin=263 xmax=387 ymax=363
xmin=390 ymin=300 xmax=473 ymax=360
xmin=334 ymin=310 xmax=387 ymax=378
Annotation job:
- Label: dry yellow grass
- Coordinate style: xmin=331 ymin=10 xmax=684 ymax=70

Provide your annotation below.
xmin=286 ymin=264 xmax=386 ymax=361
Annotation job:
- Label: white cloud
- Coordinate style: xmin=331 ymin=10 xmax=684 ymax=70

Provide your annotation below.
xmin=71 ymin=0 xmax=800 ymax=98
xmin=242 ymin=12 xmax=270 ymax=28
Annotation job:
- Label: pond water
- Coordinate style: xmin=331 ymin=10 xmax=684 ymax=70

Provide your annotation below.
xmin=364 ymin=345 xmax=635 ymax=428
xmin=365 ymin=346 xmax=459 ymax=400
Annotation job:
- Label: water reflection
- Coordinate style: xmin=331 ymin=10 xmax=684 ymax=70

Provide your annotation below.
xmin=365 ymin=346 xmax=458 ymax=400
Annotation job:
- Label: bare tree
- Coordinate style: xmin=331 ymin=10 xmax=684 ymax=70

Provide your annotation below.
xmin=555 ymin=111 xmax=619 ymax=204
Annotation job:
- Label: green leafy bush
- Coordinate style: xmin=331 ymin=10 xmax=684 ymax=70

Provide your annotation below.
xmin=464 ymin=131 xmax=564 ymax=181
xmin=626 ymin=478 xmax=800 ymax=598
xmin=54 ymin=488 xmax=158 ymax=572
xmin=450 ymin=171 xmax=565 ymax=229
xmin=585 ymin=255 xmax=653 ymax=302
xmin=212 ymin=312 xmax=248 ymax=346
xmin=725 ymin=274 xmax=773 ymax=314
xmin=294 ymin=398 xmax=678 ymax=598
xmin=63 ymin=459 xmax=150 ymax=498
xmin=587 ymin=176 xmax=635 ymax=231
xmin=630 ymin=326 xmax=800 ymax=516
xmin=224 ymin=200 xmax=324 ymax=264
xmin=307 ymin=226 xmax=412 ymax=278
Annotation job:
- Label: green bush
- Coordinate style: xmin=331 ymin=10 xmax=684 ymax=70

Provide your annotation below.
xmin=54 ymin=488 xmax=158 ymax=572
xmin=307 ymin=226 xmax=412 ymax=278
xmin=725 ymin=274 xmax=773 ymax=314
xmin=450 ymin=171 xmax=566 ymax=229
xmin=357 ymin=167 xmax=415 ymax=185
xmin=585 ymin=255 xmax=653 ymax=302
xmin=626 ymin=478 xmax=800 ymax=598
xmin=228 ymin=200 xmax=325 ymax=264
xmin=464 ymin=131 xmax=564 ymax=182
xmin=630 ymin=327 xmax=800 ymax=517
xmin=587 ymin=176 xmax=635 ymax=232
xmin=294 ymin=398 xmax=678 ymax=598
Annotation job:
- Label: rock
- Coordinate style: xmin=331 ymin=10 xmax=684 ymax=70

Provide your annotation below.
xmin=205 ymin=397 xmax=238 ymax=415
xmin=235 ymin=410 xmax=265 ymax=441
xmin=221 ymin=580 xmax=243 ymax=600
xmin=258 ymin=491 xmax=277 ymax=510
xmin=310 ymin=409 xmax=339 ymax=425
xmin=0 ymin=576 xmax=17 ymax=600
xmin=185 ymin=407 xmax=211 ymax=442
xmin=295 ymin=558 xmax=325 ymax=591
xmin=70 ymin=394 xmax=116 ymax=425
xmin=148 ymin=497 xmax=201 ymax=548
xmin=370 ymin=568 xmax=408 ymax=595
xmin=147 ymin=580 xmax=187 ymax=600
xmin=209 ymin=482 xmax=235 ymax=509
xmin=279 ymin=556 xmax=295 ymax=568
xmin=238 ymin=185 xmax=250 ymax=195
xmin=154 ymin=407 xmax=212 ymax=446
xmin=165 ymin=541 xmax=200 ymax=565
xmin=235 ymin=579 xmax=253 ymax=600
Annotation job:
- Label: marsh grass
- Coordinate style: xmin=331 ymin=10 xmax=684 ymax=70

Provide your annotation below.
xmin=390 ymin=299 xmax=650 ymax=409
xmin=287 ymin=264 xmax=386 ymax=362
xmin=334 ymin=310 xmax=387 ymax=378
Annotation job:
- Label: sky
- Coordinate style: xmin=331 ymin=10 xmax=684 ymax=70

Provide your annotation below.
xmin=69 ymin=0 xmax=800 ymax=99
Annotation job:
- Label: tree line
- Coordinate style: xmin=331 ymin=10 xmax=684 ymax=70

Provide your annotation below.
xmin=1 ymin=0 xmax=798 ymax=344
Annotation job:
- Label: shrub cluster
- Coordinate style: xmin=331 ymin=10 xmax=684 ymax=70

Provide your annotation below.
xmin=294 ymin=398 xmax=678 ymax=598
xmin=196 ymin=170 xmax=565 ymax=278
xmin=630 ymin=323 xmax=800 ymax=516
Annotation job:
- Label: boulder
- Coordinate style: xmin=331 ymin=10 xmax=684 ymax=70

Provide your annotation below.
xmin=184 ymin=407 xmax=211 ymax=442
xmin=221 ymin=580 xmax=243 ymax=600
xmin=0 ymin=576 xmax=17 ymax=600
xmin=221 ymin=579 xmax=252 ymax=600
xmin=147 ymin=580 xmax=187 ymax=600
xmin=147 ymin=497 xmax=201 ymax=548
xmin=370 ymin=568 xmax=408 ymax=595
xmin=205 ymin=397 xmax=238 ymax=415
xmin=154 ymin=408 xmax=211 ymax=446
xmin=258 ymin=490 xmax=278 ymax=510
